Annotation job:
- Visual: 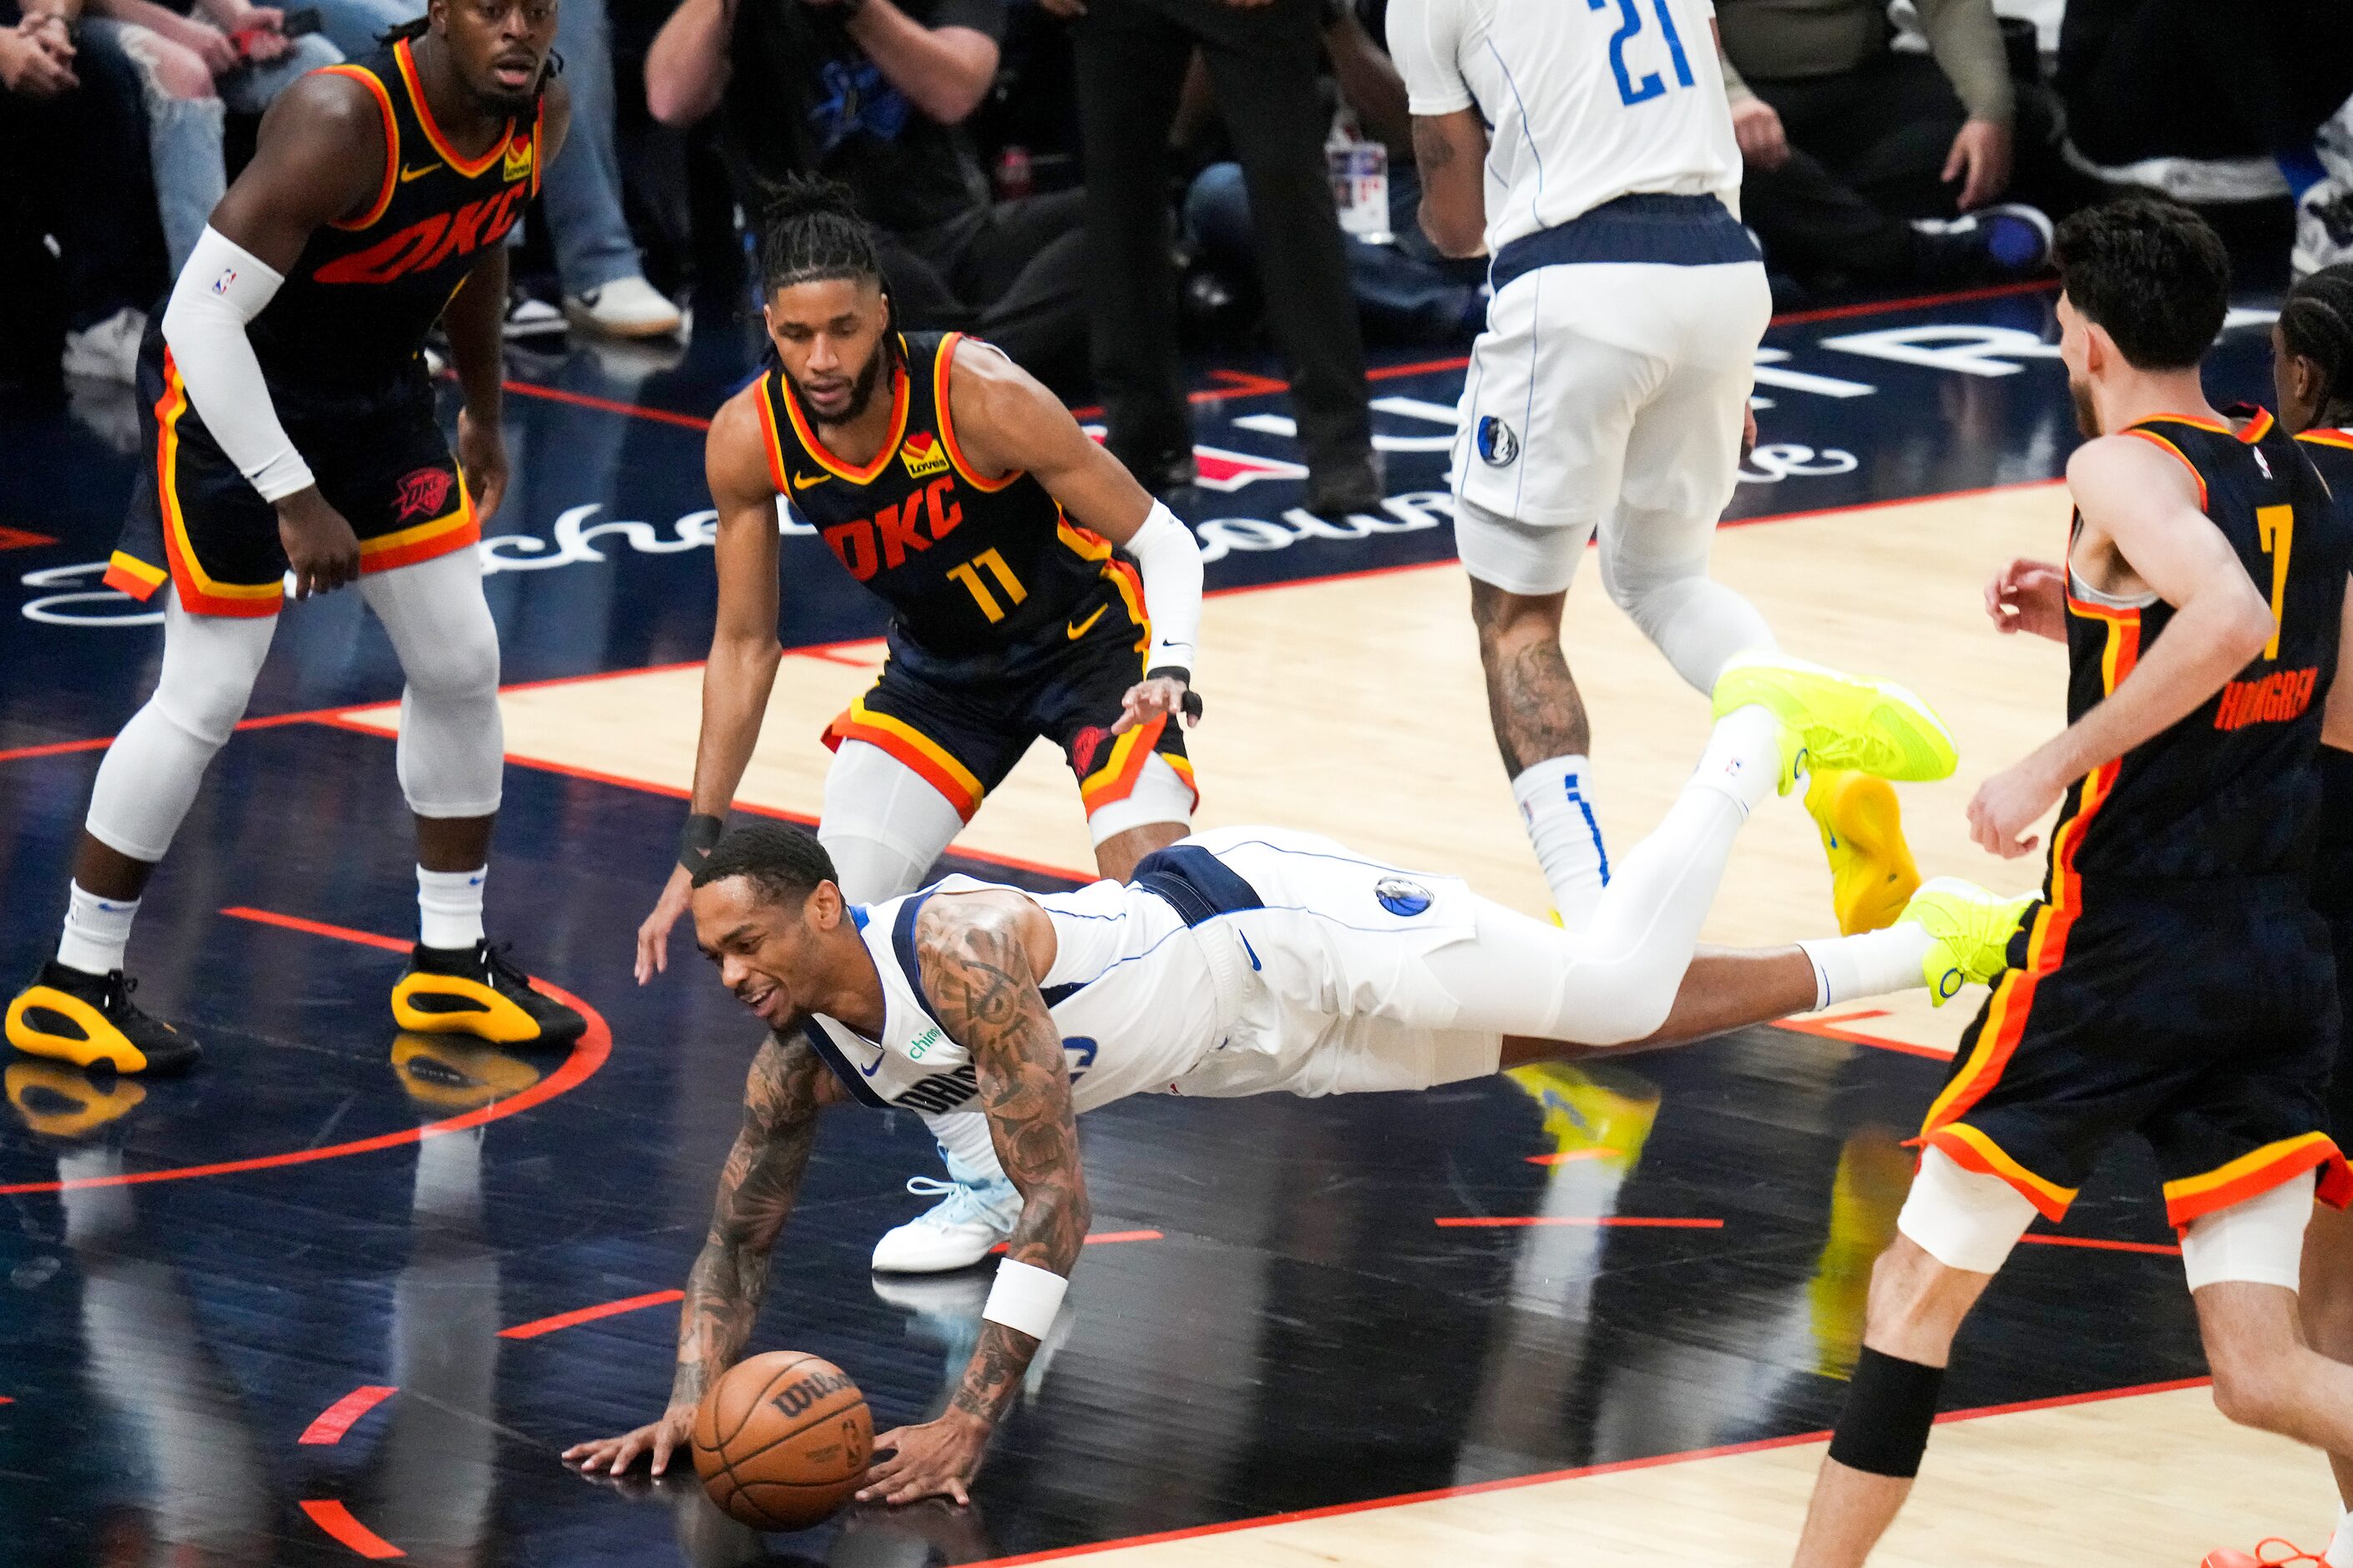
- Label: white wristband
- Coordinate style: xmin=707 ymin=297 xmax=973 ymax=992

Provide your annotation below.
xmin=981 ymin=1257 xmax=1067 ymax=1340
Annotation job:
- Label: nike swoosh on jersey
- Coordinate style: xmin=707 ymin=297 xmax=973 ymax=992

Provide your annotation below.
xmin=398 ymin=162 xmax=441 ymax=183
xmin=793 ymin=471 xmax=832 ymax=488
xmin=858 ymin=1045 xmax=885 ymax=1078
xmin=1066 ymin=605 xmax=1107 ymax=640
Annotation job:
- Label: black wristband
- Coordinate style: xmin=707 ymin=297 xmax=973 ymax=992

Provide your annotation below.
xmin=677 ymin=812 xmax=724 ymax=876
xmin=1147 ymin=666 xmax=1202 ymax=722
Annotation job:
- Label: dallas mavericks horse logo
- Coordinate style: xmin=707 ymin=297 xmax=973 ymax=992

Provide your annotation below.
xmin=1475 ymin=417 xmax=1519 ymax=467
xmin=1375 ymin=877 xmax=1432 ymax=917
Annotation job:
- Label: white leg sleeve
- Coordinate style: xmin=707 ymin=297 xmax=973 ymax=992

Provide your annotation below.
xmin=1086 ymin=751 xmax=1197 ymax=845
xmin=1424 ymin=706 xmax=1781 ymax=1045
xmin=2182 ymin=1169 xmax=2318 ymax=1292
xmin=361 ymin=549 xmax=504 ymax=819
xmin=85 ymin=588 xmax=275 ymax=862
xmin=817 ymin=740 xmax=966 ymax=904
xmin=1596 ymin=502 xmax=1778 ymax=696
xmin=1895 ymin=1146 xmax=2038 ymax=1274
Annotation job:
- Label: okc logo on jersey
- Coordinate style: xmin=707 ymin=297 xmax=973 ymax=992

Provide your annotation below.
xmin=821 ymin=474 xmax=964 ymax=580
xmin=1476 ymin=417 xmax=1520 ymax=467
xmin=393 ymin=467 xmax=456 ymax=523
xmin=900 ymin=431 xmax=950 ymax=480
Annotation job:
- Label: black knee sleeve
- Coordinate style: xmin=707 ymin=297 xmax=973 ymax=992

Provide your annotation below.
xmin=1825 ymin=1346 xmax=1945 ymax=1479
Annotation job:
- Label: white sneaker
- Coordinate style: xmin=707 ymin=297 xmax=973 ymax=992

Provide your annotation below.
xmin=60 ymin=307 xmax=145 ymax=385
xmin=2295 ymin=179 xmax=2353 ymax=279
xmin=564 ymin=276 xmax=683 ymax=340
xmin=870 ymin=1173 xmax=1021 ymax=1273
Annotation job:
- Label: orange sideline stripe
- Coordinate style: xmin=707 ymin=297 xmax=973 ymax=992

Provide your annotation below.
xmin=300 ymin=1500 xmax=405 ymax=1560
xmin=499 ymin=1287 xmax=685 ymax=1340
xmin=2016 ymin=1233 xmax=2179 ymax=1257
xmin=934 ymin=332 xmax=1020 ymax=492
xmin=959 ymin=1373 xmax=2210 ymax=1568
xmin=321 ymin=64 xmax=399 ymax=230
xmin=299 ymin=1384 xmax=397 ymax=1444
xmin=154 ymin=354 xmax=283 ymax=617
xmin=1435 ymin=1216 xmax=1723 ymax=1229
xmin=394 ymin=38 xmax=510 ymax=178
xmin=1774 ymin=1009 xmax=1952 ymax=1061
xmin=753 ymin=375 xmax=792 ymax=494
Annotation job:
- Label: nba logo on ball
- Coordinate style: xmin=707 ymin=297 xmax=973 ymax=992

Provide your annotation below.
xmin=1475 ymin=417 xmax=1519 ymax=467
xmin=1375 ymin=877 xmax=1432 ymax=917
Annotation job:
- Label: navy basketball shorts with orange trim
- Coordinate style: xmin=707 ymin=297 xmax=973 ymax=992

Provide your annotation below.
xmin=822 ymin=589 xmax=1196 ymax=825
xmin=105 ymin=338 xmax=478 ymax=619
xmin=1920 ymin=883 xmax=2350 ymax=1232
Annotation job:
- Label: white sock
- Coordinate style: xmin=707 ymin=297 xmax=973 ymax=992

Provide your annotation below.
xmin=1510 ymin=755 xmax=1611 ymax=930
xmin=1688 ymin=704 xmax=1783 ymax=816
xmin=417 ymin=865 xmax=487 ymax=951
xmin=57 ymin=882 xmax=139 ymax=976
xmin=1797 ymin=923 xmax=1935 ymax=1010
xmin=2327 ymin=1509 xmax=2353 ymax=1568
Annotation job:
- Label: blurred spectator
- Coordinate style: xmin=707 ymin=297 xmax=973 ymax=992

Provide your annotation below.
xmin=0 ymin=0 xmax=168 ymax=389
xmin=1059 ymin=0 xmax=1376 ymax=509
xmin=646 ymin=0 xmax=1088 ymax=388
xmin=1717 ymin=0 xmax=2053 ymax=291
xmin=1181 ymin=0 xmax=1483 ymax=346
xmin=2057 ymin=0 xmax=2353 ymax=277
xmin=75 ymin=0 xmax=339 ymax=275
xmin=306 ymin=0 xmax=684 ymax=336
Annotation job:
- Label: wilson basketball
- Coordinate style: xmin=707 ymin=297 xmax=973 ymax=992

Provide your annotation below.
xmin=691 ymin=1352 xmax=873 ymax=1530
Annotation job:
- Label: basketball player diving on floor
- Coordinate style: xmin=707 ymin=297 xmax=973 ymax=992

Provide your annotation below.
xmin=568 ymin=654 xmax=2030 ymax=1503
xmin=4 ymin=0 xmax=587 ymax=1074
xmin=630 ymin=180 xmax=1208 ymax=1277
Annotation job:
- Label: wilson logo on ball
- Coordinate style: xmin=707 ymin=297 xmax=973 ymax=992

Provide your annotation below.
xmin=770 ymin=1368 xmax=858 ymax=1419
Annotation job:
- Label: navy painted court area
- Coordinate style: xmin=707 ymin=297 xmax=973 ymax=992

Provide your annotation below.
xmin=0 ymin=285 xmax=2297 ymax=1564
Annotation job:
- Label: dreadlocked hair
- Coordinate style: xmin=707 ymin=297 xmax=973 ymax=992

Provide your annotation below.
xmin=381 ymin=13 xmax=430 ymax=41
xmin=757 ymin=177 xmax=887 ymax=297
xmin=2284 ymin=263 xmax=2353 ymax=427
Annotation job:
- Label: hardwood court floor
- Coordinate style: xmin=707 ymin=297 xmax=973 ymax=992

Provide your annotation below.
xmin=341 ymin=481 xmax=2076 ymax=1056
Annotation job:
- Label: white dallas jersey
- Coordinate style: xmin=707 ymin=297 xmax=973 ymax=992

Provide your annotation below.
xmin=803 ymin=830 xmax=1485 ymax=1115
xmin=1388 ymin=0 xmax=1742 ymax=254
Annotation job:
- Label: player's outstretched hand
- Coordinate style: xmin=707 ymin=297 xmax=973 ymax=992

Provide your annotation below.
xmin=1113 ymin=674 xmax=1200 ymax=735
xmin=276 ymin=488 xmax=362 ymax=599
xmin=857 ymin=1413 xmax=987 ymax=1507
xmin=635 ymin=863 xmax=695 ymax=984
xmin=1966 ymin=758 xmax=2060 ymax=860
xmin=564 ymin=1405 xmax=696 ymax=1476
xmin=1986 ymin=557 xmax=2067 ymax=641
xmin=458 ymin=407 xmax=509 ymax=524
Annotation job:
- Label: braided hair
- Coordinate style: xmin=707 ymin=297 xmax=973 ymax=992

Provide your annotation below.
xmin=2283 ymin=264 xmax=2353 ymax=428
xmin=757 ymin=177 xmax=888 ymax=298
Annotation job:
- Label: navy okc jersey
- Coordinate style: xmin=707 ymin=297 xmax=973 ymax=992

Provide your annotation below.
xmin=246 ymin=39 xmax=543 ymax=396
xmin=757 ymin=332 xmax=1141 ymax=659
xmin=2056 ymin=408 xmax=2348 ymax=886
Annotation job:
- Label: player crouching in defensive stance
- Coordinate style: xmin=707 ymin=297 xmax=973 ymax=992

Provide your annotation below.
xmin=4 ymin=0 xmax=584 ymax=1074
xmin=569 ymin=655 xmax=2016 ymax=1500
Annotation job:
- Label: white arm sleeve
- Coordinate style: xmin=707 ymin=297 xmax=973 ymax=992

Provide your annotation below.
xmin=1126 ymin=500 xmax=1204 ymax=678
xmin=159 ymin=226 xmax=315 ymax=503
xmin=1389 ymin=0 xmax=1474 ymax=115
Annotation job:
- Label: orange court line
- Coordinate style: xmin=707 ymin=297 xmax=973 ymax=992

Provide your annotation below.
xmin=499 ymin=1288 xmax=686 ymax=1340
xmin=1773 ymin=1009 xmax=1954 ymax=1061
xmin=992 ymin=1229 xmax=1164 ymax=1255
xmin=0 ymin=908 xmax=611 ymax=1196
xmin=300 ymin=1500 xmax=405 ymax=1560
xmin=1435 ymin=1216 xmax=1724 ymax=1229
xmin=299 ymin=1384 xmax=398 ymax=1445
xmin=960 ymin=1373 xmax=2208 ymax=1568
xmin=2017 ymin=1233 xmax=2182 ymax=1257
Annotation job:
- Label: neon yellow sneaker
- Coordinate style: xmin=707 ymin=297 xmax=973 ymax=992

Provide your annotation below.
xmin=1900 ymin=877 xmax=2034 ymax=1007
xmin=1805 ymin=770 xmax=1921 ymax=935
xmin=1712 ymin=652 xmax=1960 ymax=794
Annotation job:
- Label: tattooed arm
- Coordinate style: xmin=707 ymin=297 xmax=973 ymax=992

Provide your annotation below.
xmin=858 ymin=892 xmax=1084 ymax=1505
xmin=564 ymin=1031 xmax=831 ymax=1476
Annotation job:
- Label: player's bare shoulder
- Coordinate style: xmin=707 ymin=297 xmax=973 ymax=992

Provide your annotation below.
xmin=943 ymin=336 xmax=1064 ymax=479
xmin=706 ymin=380 xmax=782 ymax=506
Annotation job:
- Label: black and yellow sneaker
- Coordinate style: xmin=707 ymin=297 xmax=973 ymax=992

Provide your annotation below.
xmin=3 ymin=963 xmax=202 ymax=1075
xmin=390 ymin=940 xmax=585 ymax=1049
xmin=7 ymin=1060 xmax=147 ymax=1141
